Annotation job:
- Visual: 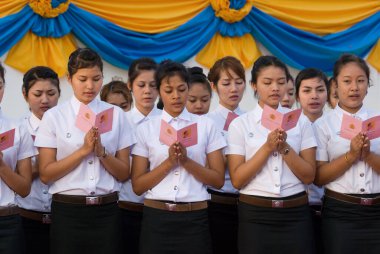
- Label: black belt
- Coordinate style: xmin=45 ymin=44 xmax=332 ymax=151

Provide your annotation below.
xmin=52 ymin=192 xmax=118 ymax=205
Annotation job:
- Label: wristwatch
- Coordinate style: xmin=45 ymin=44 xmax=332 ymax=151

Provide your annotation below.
xmin=97 ymin=147 xmax=108 ymax=158
xmin=280 ymin=146 xmax=290 ymax=155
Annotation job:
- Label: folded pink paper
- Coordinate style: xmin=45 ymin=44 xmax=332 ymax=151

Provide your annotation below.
xmin=75 ymin=104 xmax=114 ymax=134
xmin=0 ymin=128 xmax=15 ymax=151
xmin=159 ymin=120 xmax=198 ymax=147
xmin=261 ymin=105 xmax=302 ymax=131
xmin=340 ymin=114 xmax=380 ymax=140
xmin=223 ymin=112 xmax=239 ymax=131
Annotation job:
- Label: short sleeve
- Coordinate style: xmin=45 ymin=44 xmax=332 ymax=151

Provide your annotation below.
xmin=300 ymin=118 xmax=317 ymax=151
xmin=34 ymin=110 xmax=57 ymax=148
xmin=314 ymin=119 xmax=329 ymax=162
xmin=131 ymin=122 xmax=149 ymax=158
xmin=205 ymin=118 xmax=226 ymax=154
xmin=17 ymin=124 xmax=37 ymax=161
xmin=226 ymin=118 xmax=246 ymax=156
xmin=116 ymin=108 xmax=136 ymax=151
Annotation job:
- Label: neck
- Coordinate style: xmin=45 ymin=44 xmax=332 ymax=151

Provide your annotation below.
xmin=338 ymin=102 xmax=362 ymax=114
xmin=136 ymin=104 xmax=153 ymax=117
xmin=303 ymin=110 xmax=322 ymax=123
xmin=259 ymin=100 xmax=278 ymax=110
xmin=220 ymin=101 xmax=238 ymax=112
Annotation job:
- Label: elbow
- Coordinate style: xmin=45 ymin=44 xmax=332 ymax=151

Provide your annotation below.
xmin=132 ymin=181 xmax=144 ymax=196
xmin=302 ymin=175 xmax=315 ymax=185
xmin=117 ymin=172 xmax=130 ymax=182
xmin=18 ymin=184 xmax=31 ymax=198
xmin=230 ymin=177 xmax=243 ymax=190
xmin=212 ymin=177 xmax=225 ymax=190
xmin=39 ymin=173 xmax=51 ymax=185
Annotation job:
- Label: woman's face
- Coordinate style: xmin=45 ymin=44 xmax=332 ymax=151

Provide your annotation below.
xmin=68 ymin=66 xmax=103 ymax=104
xmin=252 ymin=66 xmax=287 ymax=109
xmin=106 ymin=92 xmax=131 ymax=112
xmin=328 ymin=79 xmax=338 ymax=109
xmin=213 ymin=69 xmax=245 ymax=111
xmin=297 ymin=77 xmax=327 ymax=118
xmin=335 ymin=62 xmax=368 ymax=113
xmin=24 ymin=80 xmax=60 ymax=119
xmin=160 ymin=75 xmax=188 ymax=117
xmin=186 ymin=83 xmax=211 ymax=115
xmin=281 ymin=80 xmax=295 ymax=108
xmin=129 ymin=70 xmax=158 ymax=113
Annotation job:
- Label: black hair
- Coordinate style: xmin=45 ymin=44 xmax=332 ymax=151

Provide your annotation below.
xmin=295 ymin=68 xmax=328 ymax=98
xmin=0 ymin=62 xmax=5 ymax=83
xmin=128 ymin=58 xmax=157 ymax=86
xmin=23 ymin=66 xmax=61 ymax=97
xmin=155 ymin=60 xmax=189 ymax=90
xmin=208 ymin=56 xmax=246 ymax=85
xmin=68 ymin=48 xmax=103 ymax=77
xmin=188 ymin=67 xmax=212 ymax=96
xmin=250 ymin=55 xmax=290 ymax=84
xmin=333 ymin=54 xmax=370 ymax=84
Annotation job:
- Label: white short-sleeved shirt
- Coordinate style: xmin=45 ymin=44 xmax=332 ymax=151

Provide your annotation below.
xmin=207 ymin=104 xmax=245 ymax=194
xmin=0 ymin=113 xmax=37 ymax=206
xmin=119 ymin=107 xmax=162 ymax=203
xmin=314 ymin=105 xmax=380 ymax=194
xmin=132 ymin=108 xmax=226 ymax=202
xmin=35 ymin=96 xmax=136 ymax=196
xmin=16 ymin=113 xmax=51 ymax=212
xmin=226 ymin=104 xmax=317 ymax=197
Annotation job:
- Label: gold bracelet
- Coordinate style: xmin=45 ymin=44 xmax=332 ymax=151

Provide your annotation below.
xmin=344 ymin=152 xmax=350 ymax=164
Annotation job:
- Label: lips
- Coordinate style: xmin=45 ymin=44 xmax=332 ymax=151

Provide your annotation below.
xmin=40 ymin=106 xmax=50 ymax=111
xmin=229 ymin=95 xmax=239 ymax=100
xmin=308 ymin=103 xmax=321 ymax=109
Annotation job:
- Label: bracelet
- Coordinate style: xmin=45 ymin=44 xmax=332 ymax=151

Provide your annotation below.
xmin=97 ymin=147 xmax=108 ymax=158
xmin=344 ymin=152 xmax=350 ymax=164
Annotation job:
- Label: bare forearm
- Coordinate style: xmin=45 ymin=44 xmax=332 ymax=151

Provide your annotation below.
xmin=315 ymin=153 xmax=353 ymax=186
xmin=364 ymin=152 xmax=380 ymax=174
xmin=182 ymin=158 xmax=224 ymax=189
xmin=132 ymin=159 xmax=173 ymax=195
xmin=283 ymin=148 xmax=315 ymax=184
xmin=100 ymin=155 xmax=129 ymax=181
xmin=0 ymin=165 xmax=31 ymax=197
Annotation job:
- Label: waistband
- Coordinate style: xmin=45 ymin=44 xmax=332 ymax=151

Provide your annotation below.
xmin=239 ymin=192 xmax=308 ymax=208
xmin=208 ymin=188 xmax=239 ymax=205
xmin=118 ymin=201 xmax=143 ymax=212
xmin=0 ymin=206 xmax=20 ymax=217
xmin=325 ymin=189 xmax=380 ymax=206
xmin=19 ymin=208 xmax=51 ymax=224
xmin=52 ymin=192 xmax=118 ymax=206
xmin=144 ymin=199 xmax=207 ymax=212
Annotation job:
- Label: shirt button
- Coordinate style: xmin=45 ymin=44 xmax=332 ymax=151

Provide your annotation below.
xmin=174 ymin=186 xmax=178 ymax=190
xmin=360 ymin=173 xmax=364 ymax=177
xmin=90 ymin=191 xmax=95 ymax=195
xmin=273 ymin=152 xmax=278 ymax=157
xmin=174 ymin=171 xmax=179 ymax=175
xmin=66 ymin=133 xmax=71 ymax=138
xmin=275 ymin=184 xmax=280 ymax=187
xmin=360 ymin=188 xmax=365 ymax=192
xmin=88 ymin=160 xmax=93 ymax=165
xmin=90 ymin=176 xmax=94 ymax=180
xmin=43 ymin=190 xmax=48 ymax=194
xmin=274 ymin=167 xmax=278 ymax=172
xmin=44 ymin=205 xmax=49 ymax=209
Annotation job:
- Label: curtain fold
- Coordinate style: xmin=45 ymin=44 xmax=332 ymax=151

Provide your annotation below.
xmin=0 ymin=0 xmax=27 ymax=17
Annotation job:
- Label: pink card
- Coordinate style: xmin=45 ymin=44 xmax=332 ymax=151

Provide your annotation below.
xmin=340 ymin=114 xmax=380 ymax=140
xmin=75 ymin=104 xmax=114 ymax=134
xmin=0 ymin=129 xmax=15 ymax=151
xmin=261 ymin=105 xmax=301 ymax=131
xmin=159 ymin=120 xmax=198 ymax=147
xmin=223 ymin=112 xmax=239 ymax=131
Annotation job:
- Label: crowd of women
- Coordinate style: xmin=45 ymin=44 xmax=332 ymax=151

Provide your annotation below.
xmin=0 ymin=47 xmax=378 ymax=254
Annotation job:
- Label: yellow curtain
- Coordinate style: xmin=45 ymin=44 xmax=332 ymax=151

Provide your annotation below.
xmin=253 ymin=0 xmax=380 ymax=34
xmin=5 ymin=32 xmax=77 ymax=77
xmin=368 ymin=40 xmax=380 ymax=73
xmin=71 ymin=0 xmax=209 ymax=33
xmin=196 ymin=33 xmax=261 ymax=69
xmin=0 ymin=0 xmax=27 ymax=17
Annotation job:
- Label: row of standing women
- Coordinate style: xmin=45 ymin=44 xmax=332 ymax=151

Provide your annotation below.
xmin=0 ymin=48 xmax=378 ymax=254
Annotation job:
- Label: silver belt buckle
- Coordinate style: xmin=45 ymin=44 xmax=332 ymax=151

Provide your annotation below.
xmin=42 ymin=214 xmax=52 ymax=224
xmin=165 ymin=203 xmax=177 ymax=211
xmin=272 ymin=200 xmax=284 ymax=208
xmin=86 ymin=196 xmax=100 ymax=205
xmin=360 ymin=198 xmax=373 ymax=206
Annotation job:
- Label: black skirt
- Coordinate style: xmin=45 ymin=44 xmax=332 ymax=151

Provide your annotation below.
xmin=120 ymin=208 xmax=143 ymax=254
xmin=140 ymin=206 xmax=211 ymax=254
xmin=0 ymin=214 xmax=25 ymax=254
xmin=50 ymin=201 xmax=121 ymax=254
xmin=238 ymin=198 xmax=314 ymax=254
xmin=21 ymin=216 xmax=50 ymax=254
xmin=322 ymin=195 xmax=380 ymax=254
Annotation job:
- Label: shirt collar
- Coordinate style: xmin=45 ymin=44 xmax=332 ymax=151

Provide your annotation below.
xmin=70 ymin=96 xmax=99 ymax=115
xmin=29 ymin=113 xmax=41 ymax=132
xmin=334 ymin=104 xmax=368 ymax=120
xmin=215 ymin=104 xmax=244 ymax=119
xmin=162 ymin=108 xmax=192 ymax=123
xmin=130 ymin=107 xmax=162 ymax=124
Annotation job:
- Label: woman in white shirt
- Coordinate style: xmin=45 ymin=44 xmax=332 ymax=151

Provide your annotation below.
xmin=314 ymin=54 xmax=380 ymax=254
xmin=0 ymin=62 xmax=35 ymax=254
xmin=117 ymin=58 xmax=160 ymax=254
xmin=131 ymin=60 xmax=225 ymax=254
xmin=280 ymin=75 xmax=296 ymax=109
xmin=295 ymin=68 xmax=328 ymax=254
xmin=35 ymin=48 xmax=135 ymax=254
xmin=227 ymin=56 xmax=316 ymax=254
xmin=186 ymin=67 xmax=212 ymax=115
xmin=16 ymin=66 xmax=60 ymax=254
xmin=207 ymin=56 xmax=246 ymax=254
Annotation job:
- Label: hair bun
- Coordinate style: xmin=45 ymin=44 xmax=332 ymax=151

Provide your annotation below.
xmin=188 ymin=67 xmax=206 ymax=77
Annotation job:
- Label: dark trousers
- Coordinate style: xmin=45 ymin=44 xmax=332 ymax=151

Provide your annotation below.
xmin=21 ymin=216 xmax=50 ymax=254
xmin=208 ymin=201 xmax=238 ymax=254
xmin=238 ymin=201 xmax=315 ymax=254
xmin=322 ymin=195 xmax=380 ymax=254
xmin=310 ymin=205 xmax=322 ymax=254
xmin=140 ymin=206 xmax=211 ymax=254
xmin=50 ymin=201 xmax=121 ymax=254
xmin=0 ymin=214 xmax=25 ymax=254
xmin=120 ymin=208 xmax=142 ymax=254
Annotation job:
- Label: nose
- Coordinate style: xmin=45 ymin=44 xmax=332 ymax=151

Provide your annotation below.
xmin=41 ymin=93 xmax=49 ymax=103
xmin=195 ymin=100 xmax=203 ymax=109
